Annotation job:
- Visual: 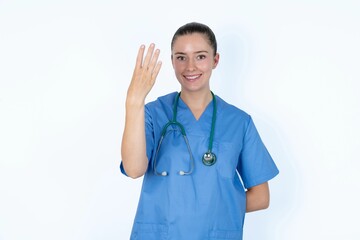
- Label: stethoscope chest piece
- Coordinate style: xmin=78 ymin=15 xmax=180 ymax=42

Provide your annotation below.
xmin=202 ymin=151 xmax=217 ymax=166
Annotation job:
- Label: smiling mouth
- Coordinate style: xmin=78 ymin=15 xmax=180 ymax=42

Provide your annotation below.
xmin=184 ymin=74 xmax=202 ymax=81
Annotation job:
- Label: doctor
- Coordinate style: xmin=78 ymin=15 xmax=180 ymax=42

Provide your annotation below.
xmin=120 ymin=22 xmax=279 ymax=239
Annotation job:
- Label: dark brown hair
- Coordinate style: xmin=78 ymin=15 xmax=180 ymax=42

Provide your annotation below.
xmin=171 ymin=22 xmax=217 ymax=56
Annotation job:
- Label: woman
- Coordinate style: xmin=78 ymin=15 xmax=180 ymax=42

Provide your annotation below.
xmin=121 ymin=22 xmax=279 ymax=239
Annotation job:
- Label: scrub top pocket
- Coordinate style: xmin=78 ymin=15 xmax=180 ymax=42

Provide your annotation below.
xmin=214 ymin=142 xmax=240 ymax=179
xmin=131 ymin=223 xmax=168 ymax=240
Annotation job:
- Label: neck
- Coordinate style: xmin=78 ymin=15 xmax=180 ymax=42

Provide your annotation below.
xmin=179 ymin=90 xmax=213 ymax=120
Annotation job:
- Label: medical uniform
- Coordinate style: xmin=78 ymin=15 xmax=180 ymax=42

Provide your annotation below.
xmin=120 ymin=92 xmax=279 ymax=240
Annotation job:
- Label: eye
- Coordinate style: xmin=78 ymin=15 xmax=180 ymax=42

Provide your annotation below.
xmin=176 ymin=56 xmax=186 ymax=61
xmin=197 ymin=54 xmax=206 ymax=60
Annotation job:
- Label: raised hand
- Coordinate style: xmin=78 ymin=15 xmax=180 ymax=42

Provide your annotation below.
xmin=126 ymin=43 xmax=162 ymax=105
xmin=122 ymin=44 xmax=161 ymax=178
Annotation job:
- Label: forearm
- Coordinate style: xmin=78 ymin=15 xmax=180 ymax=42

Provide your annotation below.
xmin=121 ymin=99 xmax=148 ymax=178
xmin=246 ymin=182 xmax=270 ymax=212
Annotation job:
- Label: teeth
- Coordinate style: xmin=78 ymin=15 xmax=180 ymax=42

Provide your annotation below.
xmin=185 ymin=75 xmax=200 ymax=80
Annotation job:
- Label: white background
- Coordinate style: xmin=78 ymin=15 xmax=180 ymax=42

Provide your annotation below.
xmin=1 ymin=0 xmax=359 ymax=239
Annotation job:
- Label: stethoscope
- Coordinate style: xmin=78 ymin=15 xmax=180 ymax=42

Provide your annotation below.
xmin=153 ymin=91 xmax=217 ymax=176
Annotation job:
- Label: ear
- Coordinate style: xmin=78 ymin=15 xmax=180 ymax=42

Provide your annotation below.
xmin=213 ymin=53 xmax=220 ymax=69
xmin=171 ymin=54 xmax=174 ymax=68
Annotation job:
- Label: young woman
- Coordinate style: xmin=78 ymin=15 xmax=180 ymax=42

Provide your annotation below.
xmin=121 ymin=22 xmax=279 ymax=239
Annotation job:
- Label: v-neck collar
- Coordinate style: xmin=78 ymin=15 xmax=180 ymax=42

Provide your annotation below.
xmin=177 ymin=94 xmax=214 ymax=122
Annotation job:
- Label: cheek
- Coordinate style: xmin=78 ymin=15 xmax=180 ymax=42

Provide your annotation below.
xmin=173 ymin=62 xmax=184 ymax=72
xmin=198 ymin=61 xmax=213 ymax=71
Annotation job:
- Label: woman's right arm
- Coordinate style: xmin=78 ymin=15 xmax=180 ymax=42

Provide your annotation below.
xmin=121 ymin=44 xmax=162 ymax=178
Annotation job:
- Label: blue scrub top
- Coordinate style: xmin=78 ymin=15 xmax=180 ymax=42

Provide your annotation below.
xmin=120 ymin=92 xmax=279 ymax=240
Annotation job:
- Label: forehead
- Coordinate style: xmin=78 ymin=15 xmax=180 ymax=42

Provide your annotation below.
xmin=172 ymin=33 xmax=212 ymax=53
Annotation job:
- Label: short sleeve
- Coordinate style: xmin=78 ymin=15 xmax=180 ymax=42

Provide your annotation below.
xmin=237 ymin=116 xmax=279 ymax=189
xmin=120 ymin=105 xmax=155 ymax=176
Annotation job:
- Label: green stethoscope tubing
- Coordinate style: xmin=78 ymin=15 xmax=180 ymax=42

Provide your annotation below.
xmin=153 ymin=91 xmax=217 ymax=176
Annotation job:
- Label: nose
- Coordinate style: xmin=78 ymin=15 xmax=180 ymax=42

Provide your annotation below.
xmin=186 ymin=58 xmax=196 ymax=71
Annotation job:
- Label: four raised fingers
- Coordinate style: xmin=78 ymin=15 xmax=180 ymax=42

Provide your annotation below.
xmin=129 ymin=43 xmax=162 ymax=98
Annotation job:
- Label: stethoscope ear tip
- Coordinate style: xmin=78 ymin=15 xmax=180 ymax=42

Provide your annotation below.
xmin=179 ymin=171 xmax=185 ymax=176
xmin=161 ymin=171 xmax=168 ymax=176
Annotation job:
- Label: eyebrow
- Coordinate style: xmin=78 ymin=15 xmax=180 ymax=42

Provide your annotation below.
xmin=173 ymin=50 xmax=209 ymax=55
